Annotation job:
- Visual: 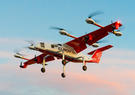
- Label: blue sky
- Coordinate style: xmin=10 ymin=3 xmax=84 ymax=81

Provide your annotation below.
xmin=0 ymin=0 xmax=134 ymax=49
xmin=0 ymin=0 xmax=135 ymax=95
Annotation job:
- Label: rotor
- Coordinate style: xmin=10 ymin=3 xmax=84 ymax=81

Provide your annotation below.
xmin=51 ymin=27 xmax=69 ymax=35
xmin=86 ymin=11 xmax=104 ymax=28
xmin=25 ymin=40 xmax=35 ymax=46
xmin=111 ymin=20 xmax=123 ymax=36
xmin=86 ymin=11 xmax=103 ymax=25
xmin=14 ymin=49 xmax=26 ymax=59
xmin=50 ymin=27 xmax=77 ymax=39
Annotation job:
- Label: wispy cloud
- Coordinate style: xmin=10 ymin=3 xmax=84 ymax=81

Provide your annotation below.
xmin=0 ymin=61 xmax=134 ymax=95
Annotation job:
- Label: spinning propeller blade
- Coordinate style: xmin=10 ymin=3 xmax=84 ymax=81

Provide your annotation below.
xmin=88 ymin=11 xmax=104 ymax=18
xmin=50 ymin=27 xmax=65 ymax=30
xmin=96 ymin=40 xmax=109 ymax=43
xmin=25 ymin=40 xmax=35 ymax=46
xmin=14 ymin=49 xmax=26 ymax=56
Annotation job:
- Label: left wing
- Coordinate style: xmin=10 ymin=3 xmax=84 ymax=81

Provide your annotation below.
xmin=22 ymin=53 xmax=55 ymax=68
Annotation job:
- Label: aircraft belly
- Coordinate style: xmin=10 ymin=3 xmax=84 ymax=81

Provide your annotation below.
xmin=45 ymin=49 xmax=91 ymax=63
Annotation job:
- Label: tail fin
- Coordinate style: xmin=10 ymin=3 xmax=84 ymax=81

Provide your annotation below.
xmin=89 ymin=45 xmax=113 ymax=63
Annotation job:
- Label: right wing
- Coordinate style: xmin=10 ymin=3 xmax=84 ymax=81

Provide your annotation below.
xmin=65 ymin=22 xmax=122 ymax=53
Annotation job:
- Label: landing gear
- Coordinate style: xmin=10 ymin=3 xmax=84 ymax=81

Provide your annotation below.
xmin=61 ymin=59 xmax=68 ymax=78
xmin=41 ymin=57 xmax=46 ymax=73
xmin=82 ymin=65 xmax=87 ymax=71
xmin=61 ymin=50 xmax=67 ymax=78
xmin=61 ymin=73 xmax=66 ymax=78
xmin=41 ymin=67 xmax=45 ymax=73
xmin=82 ymin=57 xmax=87 ymax=71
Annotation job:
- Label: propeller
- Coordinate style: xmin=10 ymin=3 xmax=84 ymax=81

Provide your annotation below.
xmin=117 ymin=25 xmax=125 ymax=31
xmin=50 ymin=26 xmax=77 ymax=38
xmin=50 ymin=26 xmax=65 ymax=30
xmin=88 ymin=11 xmax=104 ymax=18
xmin=50 ymin=26 xmax=69 ymax=36
xmin=96 ymin=40 xmax=109 ymax=43
xmin=86 ymin=11 xmax=103 ymax=25
xmin=110 ymin=20 xmax=124 ymax=36
xmin=14 ymin=49 xmax=26 ymax=56
xmin=91 ymin=39 xmax=109 ymax=48
xmin=25 ymin=40 xmax=35 ymax=46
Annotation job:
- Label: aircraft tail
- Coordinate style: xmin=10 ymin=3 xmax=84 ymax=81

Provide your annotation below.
xmin=89 ymin=45 xmax=113 ymax=63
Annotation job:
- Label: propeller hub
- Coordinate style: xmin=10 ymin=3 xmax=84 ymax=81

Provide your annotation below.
xmin=113 ymin=31 xmax=122 ymax=36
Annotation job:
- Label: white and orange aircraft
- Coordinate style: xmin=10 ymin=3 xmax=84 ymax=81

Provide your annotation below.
xmin=14 ymin=12 xmax=123 ymax=78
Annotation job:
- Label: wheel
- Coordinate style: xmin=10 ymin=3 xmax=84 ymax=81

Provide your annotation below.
xmin=61 ymin=73 xmax=66 ymax=78
xmin=62 ymin=60 xmax=67 ymax=65
xmin=41 ymin=68 xmax=45 ymax=73
xmin=82 ymin=65 xmax=87 ymax=71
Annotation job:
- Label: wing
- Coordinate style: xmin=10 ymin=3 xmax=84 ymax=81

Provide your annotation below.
xmin=22 ymin=53 xmax=55 ymax=68
xmin=65 ymin=22 xmax=122 ymax=53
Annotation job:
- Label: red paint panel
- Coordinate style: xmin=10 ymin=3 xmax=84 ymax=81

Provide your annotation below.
xmin=91 ymin=50 xmax=102 ymax=63
xmin=66 ymin=38 xmax=87 ymax=53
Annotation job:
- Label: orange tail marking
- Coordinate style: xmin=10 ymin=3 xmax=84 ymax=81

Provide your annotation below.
xmin=91 ymin=50 xmax=102 ymax=63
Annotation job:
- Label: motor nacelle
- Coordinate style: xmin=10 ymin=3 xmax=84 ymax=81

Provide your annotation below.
xmin=59 ymin=30 xmax=69 ymax=36
xmin=113 ymin=31 xmax=122 ymax=36
xmin=59 ymin=30 xmax=77 ymax=39
xmin=92 ymin=43 xmax=99 ymax=47
xmin=85 ymin=18 xmax=95 ymax=24
xmin=28 ymin=45 xmax=36 ymax=50
xmin=14 ymin=54 xmax=22 ymax=59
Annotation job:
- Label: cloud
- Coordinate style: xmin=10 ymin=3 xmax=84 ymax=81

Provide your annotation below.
xmin=0 ymin=62 xmax=133 ymax=95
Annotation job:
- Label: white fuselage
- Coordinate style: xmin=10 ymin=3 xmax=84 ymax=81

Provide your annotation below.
xmin=29 ymin=42 xmax=92 ymax=62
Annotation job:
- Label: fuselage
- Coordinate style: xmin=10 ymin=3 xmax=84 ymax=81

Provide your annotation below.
xmin=28 ymin=42 xmax=92 ymax=63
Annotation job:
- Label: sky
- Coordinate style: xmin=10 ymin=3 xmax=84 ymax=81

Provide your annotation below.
xmin=0 ymin=0 xmax=135 ymax=95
